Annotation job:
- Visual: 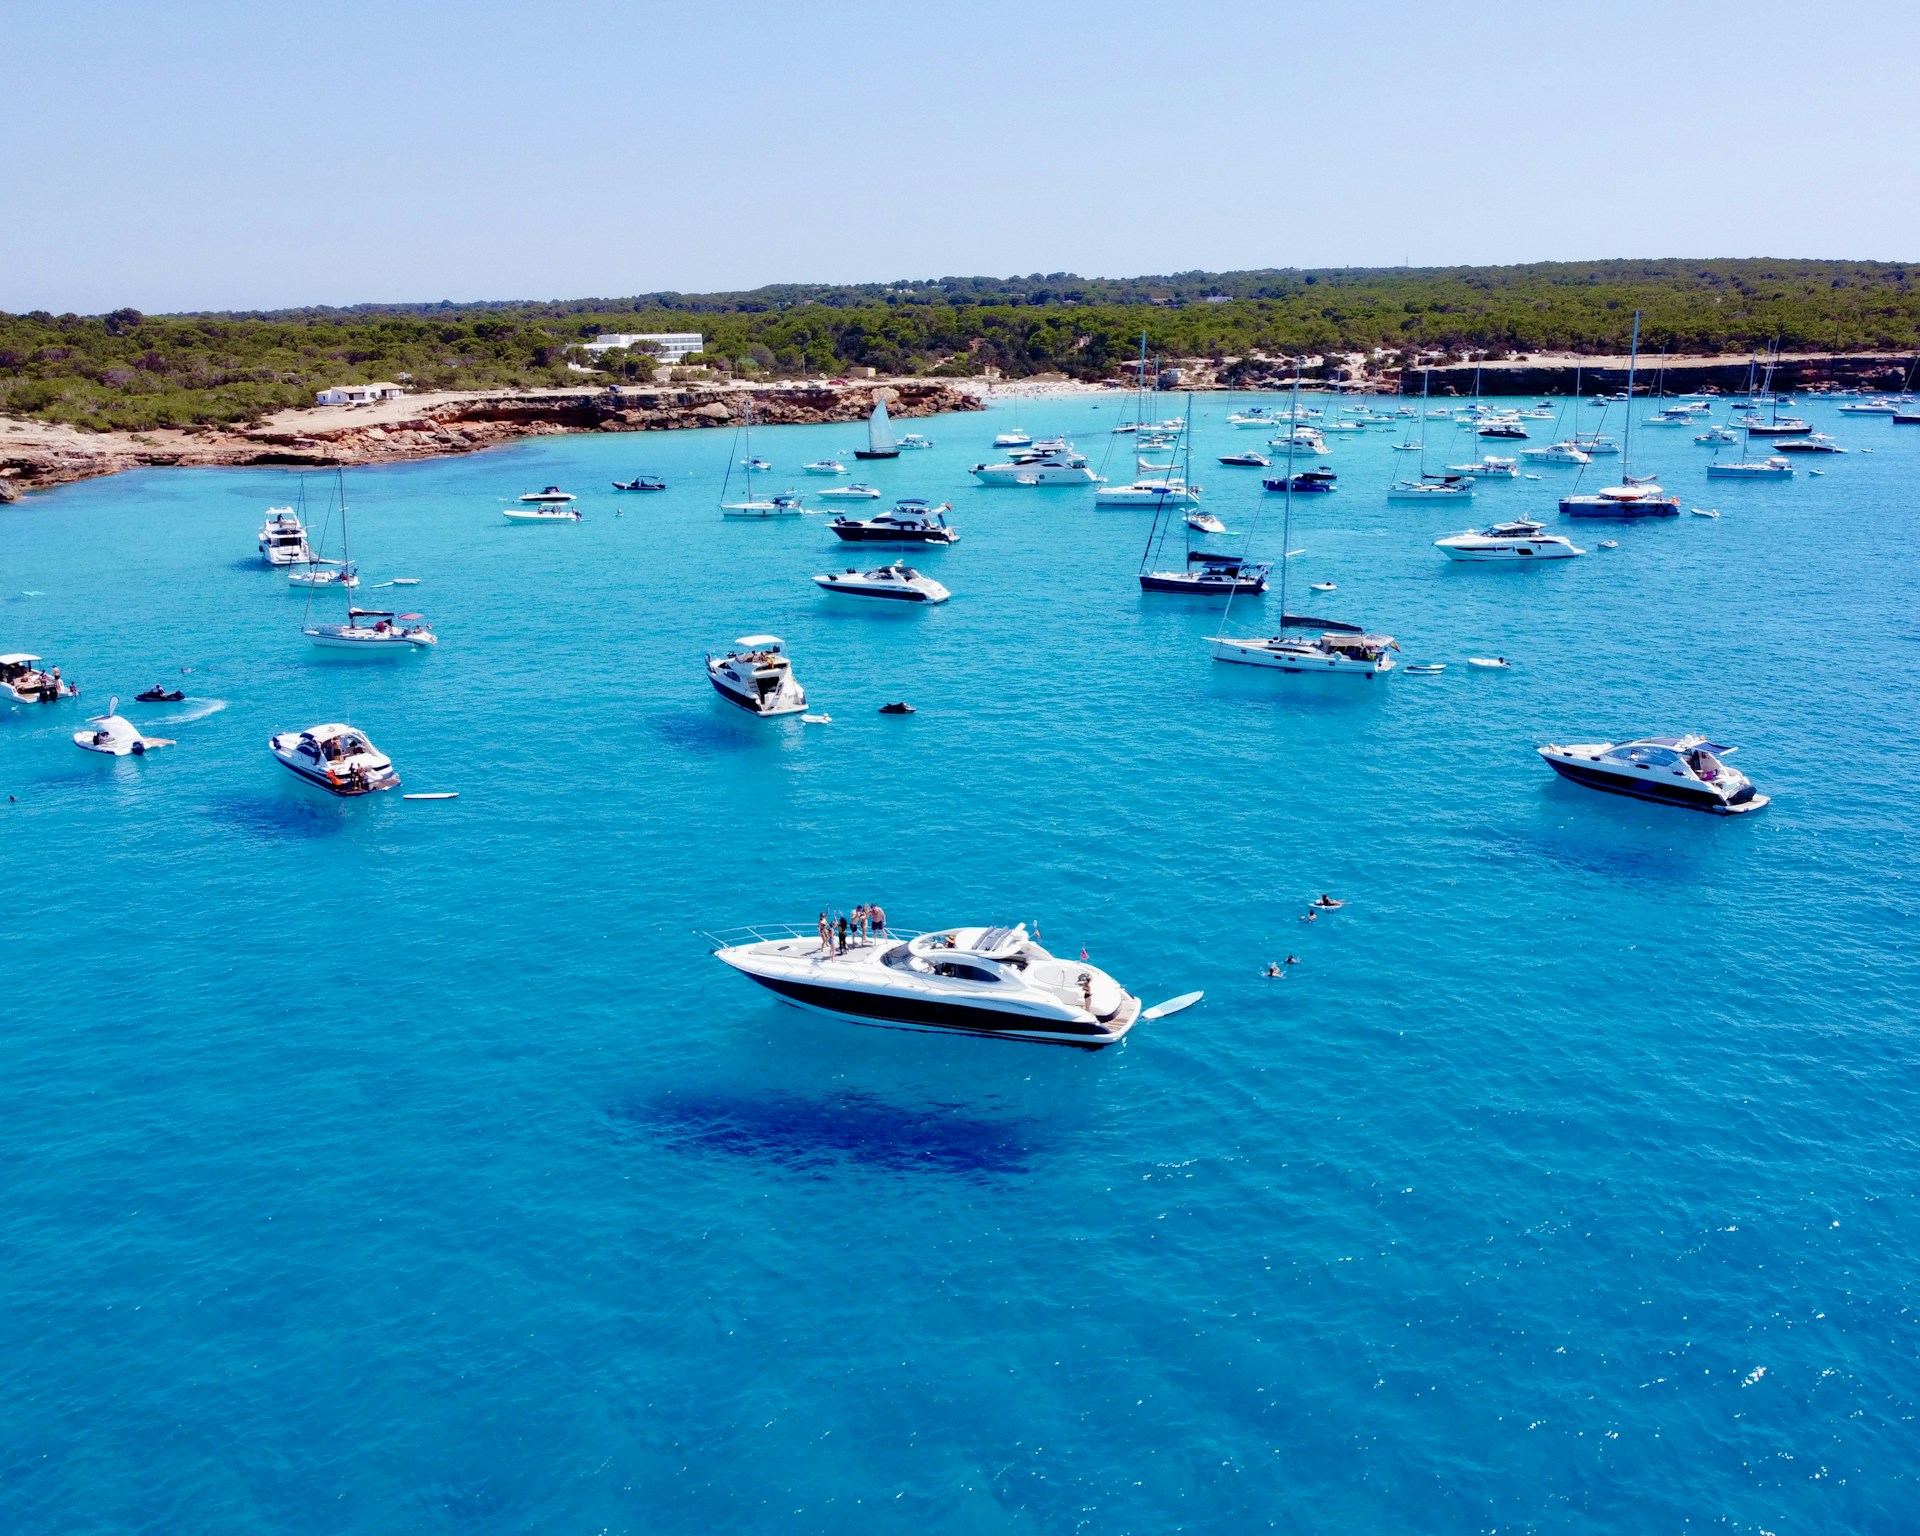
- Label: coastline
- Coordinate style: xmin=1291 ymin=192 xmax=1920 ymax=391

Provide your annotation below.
xmin=0 ymin=379 xmax=982 ymax=499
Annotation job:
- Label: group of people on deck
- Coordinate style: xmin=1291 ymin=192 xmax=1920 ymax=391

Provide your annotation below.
xmin=818 ymin=903 xmax=887 ymax=956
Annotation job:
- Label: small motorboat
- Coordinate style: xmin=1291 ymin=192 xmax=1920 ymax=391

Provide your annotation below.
xmin=288 ymin=560 xmax=358 ymax=587
xmin=879 ymin=702 xmax=916 ymax=715
xmin=1404 ymin=664 xmax=1446 ymax=674
xmin=1691 ymin=507 xmax=1721 ymax=518
xmin=1262 ymin=469 xmax=1337 ymax=494
xmin=817 ymin=482 xmax=884 ymax=500
xmin=503 ymin=501 xmax=582 ymax=523
xmin=74 ymin=699 xmax=173 ymax=756
xmin=1185 ymin=512 xmax=1227 ymax=534
xmin=993 ymin=430 xmax=1033 ymax=449
xmin=1467 ymin=656 xmax=1512 ymax=669
xmin=803 ymin=459 xmax=849 ymax=476
xmin=135 ymin=685 xmax=186 ymax=703
xmin=741 ymin=458 xmax=773 ymax=472
xmin=517 ymin=486 xmax=575 ymax=504
xmin=1217 ymin=450 xmax=1270 ymax=468
xmin=269 ymin=722 xmax=400 ymax=795
xmin=1773 ymin=435 xmax=1845 ymax=453
xmin=1446 ymin=456 xmax=1519 ymax=479
xmin=896 ymin=433 xmax=934 ymax=450
xmin=0 ymin=653 xmax=77 ymax=703
xmin=1538 ymin=733 xmax=1767 ymax=814
xmin=1391 ymin=441 xmax=1425 ymax=453
xmin=813 ymin=562 xmax=950 ymax=604
xmin=1598 ymin=539 xmax=1619 ymax=549
xmin=707 ymin=636 xmax=808 ymax=716
xmin=829 ymin=499 xmax=958 ymax=545
xmin=612 ymin=475 xmax=667 ymax=492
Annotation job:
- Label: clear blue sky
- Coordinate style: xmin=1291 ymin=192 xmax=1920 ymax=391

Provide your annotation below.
xmin=4 ymin=0 xmax=1915 ymax=314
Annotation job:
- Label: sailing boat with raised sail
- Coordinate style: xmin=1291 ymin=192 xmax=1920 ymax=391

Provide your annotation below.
xmin=1560 ymin=314 xmax=1681 ymax=517
xmin=854 ymin=396 xmax=899 ymax=460
xmin=1208 ymin=368 xmax=1398 ymax=678
xmin=302 ymin=472 xmax=436 ymax=654
xmin=723 ymin=397 xmax=806 ymax=518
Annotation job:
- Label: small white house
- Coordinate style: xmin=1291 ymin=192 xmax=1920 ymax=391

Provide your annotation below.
xmin=314 ymin=382 xmax=406 ymax=406
xmin=582 ymin=332 xmax=704 ymax=365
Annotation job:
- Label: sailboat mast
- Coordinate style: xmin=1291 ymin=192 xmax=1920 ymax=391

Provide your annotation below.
xmin=1278 ymin=365 xmax=1301 ymax=624
xmin=1622 ymin=312 xmax=1641 ymax=478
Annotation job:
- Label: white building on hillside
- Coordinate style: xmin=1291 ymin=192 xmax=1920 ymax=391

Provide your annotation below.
xmin=315 ymin=382 xmax=407 ymax=406
xmin=583 ymin=332 xmax=704 ymax=364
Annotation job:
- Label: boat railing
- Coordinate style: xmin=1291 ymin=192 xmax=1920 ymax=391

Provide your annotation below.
xmin=699 ymin=921 xmax=924 ymax=953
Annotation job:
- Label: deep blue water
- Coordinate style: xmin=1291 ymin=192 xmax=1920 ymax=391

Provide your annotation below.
xmin=2 ymin=393 xmax=1916 ymax=1533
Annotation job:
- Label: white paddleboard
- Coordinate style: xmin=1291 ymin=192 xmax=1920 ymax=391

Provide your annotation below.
xmin=403 ymin=792 xmax=459 ymax=800
xmin=1141 ymin=990 xmax=1204 ymax=1022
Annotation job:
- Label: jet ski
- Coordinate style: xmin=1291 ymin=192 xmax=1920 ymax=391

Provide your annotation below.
xmin=136 ymin=686 xmax=186 ymax=703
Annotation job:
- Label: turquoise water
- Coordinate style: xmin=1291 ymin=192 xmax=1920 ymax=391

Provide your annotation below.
xmin=2 ymin=394 xmax=1916 ymax=1532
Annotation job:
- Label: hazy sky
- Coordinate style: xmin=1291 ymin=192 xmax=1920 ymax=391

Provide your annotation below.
xmin=5 ymin=0 xmax=1916 ymax=313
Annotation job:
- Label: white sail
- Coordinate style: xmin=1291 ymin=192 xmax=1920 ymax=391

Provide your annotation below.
xmin=867 ymin=398 xmax=895 ymax=454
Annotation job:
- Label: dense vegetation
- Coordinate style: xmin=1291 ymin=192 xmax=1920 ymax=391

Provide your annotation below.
xmin=4 ymin=260 xmax=1916 ymax=431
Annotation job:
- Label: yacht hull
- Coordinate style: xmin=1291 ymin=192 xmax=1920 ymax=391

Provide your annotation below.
xmin=828 ymin=526 xmax=956 ymax=545
xmin=1559 ymin=496 xmax=1680 ymax=518
xmin=1209 ymin=639 xmax=1392 ymax=677
xmin=852 ymin=449 xmax=900 ymax=460
xmin=707 ymin=671 xmax=805 ymax=716
xmin=725 ymin=967 xmax=1133 ymax=1047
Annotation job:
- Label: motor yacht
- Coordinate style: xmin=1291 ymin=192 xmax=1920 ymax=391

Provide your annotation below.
xmin=1218 ymin=450 xmax=1270 ymax=467
xmin=817 ymin=482 xmax=884 ymax=500
xmin=1227 ymin=408 xmax=1284 ymax=428
xmin=1096 ymin=476 xmax=1202 ymax=508
xmin=993 ymin=430 xmax=1034 ymax=449
xmin=1263 ymin=469 xmax=1337 ymax=493
xmin=1208 ymin=626 xmax=1397 ymax=678
xmin=1538 ymin=733 xmax=1767 ymax=814
xmin=74 ymin=698 xmax=173 ymax=756
xmin=1558 ymin=481 xmax=1681 ymax=517
xmin=1435 ymin=518 xmax=1585 ymax=560
xmin=1319 ymin=418 xmax=1365 ymax=433
xmin=1572 ymin=433 xmax=1620 ymax=456
xmin=709 ymin=920 xmax=1187 ymax=1047
xmin=1476 ymin=419 xmax=1529 ymax=439
xmin=1446 ymin=455 xmax=1519 ymax=478
xmin=1185 ymin=512 xmax=1227 ymax=533
xmin=1838 ymin=399 xmax=1897 ymax=414
xmin=970 ymin=443 xmax=1100 ymax=486
xmin=741 ymin=457 xmax=773 ymax=472
xmin=1695 ymin=425 xmax=1740 ymax=445
xmin=1140 ymin=553 xmax=1269 ymax=595
xmin=706 ymin=635 xmax=807 ymax=716
xmin=813 ymin=562 xmax=950 ymax=604
xmin=517 ymin=486 xmax=575 ymax=505
xmin=896 ymin=432 xmax=934 ymax=450
xmin=0 ymin=653 xmax=77 ymax=703
xmin=258 ymin=508 xmax=314 ymax=566
xmin=503 ymin=501 xmax=581 ymax=523
xmin=1774 ymin=434 xmax=1845 ymax=453
xmin=1388 ymin=474 xmax=1475 ymax=501
xmin=1267 ymin=429 xmax=1329 ymax=456
xmin=1643 ymin=408 xmax=1696 ymax=427
xmin=305 ymin=607 xmax=436 ymax=654
xmin=722 ymin=491 xmax=808 ymax=518
xmin=803 ymin=459 xmax=848 ymax=476
xmin=1706 ymin=457 xmax=1793 ymax=480
xmin=829 ymin=499 xmax=958 ymax=545
xmin=269 ymin=723 xmax=401 ymax=796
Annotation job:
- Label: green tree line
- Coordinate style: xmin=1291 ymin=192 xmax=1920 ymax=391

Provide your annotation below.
xmin=4 ymin=260 xmax=1916 ymax=431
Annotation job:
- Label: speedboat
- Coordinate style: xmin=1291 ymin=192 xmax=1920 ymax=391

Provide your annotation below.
xmin=258 ymin=508 xmax=314 ymax=566
xmin=828 ymin=499 xmax=958 ymax=545
xmin=803 ymin=459 xmax=848 ymax=476
xmin=73 ymin=699 xmax=173 ymax=756
xmin=1559 ymin=480 xmax=1680 ymax=517
xmin=722 ymin=490 xmax=807 ymax=518
xmin=897 ymin=433 xmax=934 ymax=450
xmin=1435 ymin=518 xmax=1584 ymax=560
xmin=1694 ymin=426 xmax=1740 ymax=445
xmin=813 ymin=562 xmax=950 ymax=604
xmin=1446 ymin=455 xmax=1519 ymax=478
xmin=709 ymin=920 xmax=1189 ymax=1047
xmin=817 ymin=482 xmax=884 ymax=500
xmin=993 ymin=430 xmax=1034 ymax=449
xmin=1267 ymin=429 xmax=1329 ymax=455
xmin=517 ymin=486 xmax=575 ymax=504
xmin=1476 ymin=419 xmax=1529 ymax=439
xmin=612 ymin=475 xmax=667 ymax=491
xmin=1218 ymin=450 xmax=1270 ymax=467
xmin=1263 ymin=469 xmax=1337 ymax=493
xmin=1140 ymin=552 xmax=1269 ymax=595
xmin=288 ymin=560 xmax=358 ymax=588
xmin=1096 ymin=477 xmax=1202 ymax=508
xmin=304 ymin=608 xmax=437 ymax=654
xmin=1706 ymin=457 xmax=1793 ymax=480
xmin=1538 ymin=734 xmax=1767 ymax=814
xmin=1208 ymin=627 xmax=1397 ymax=678
xmin=1838 ymin=399 xmax=1897 ymax=414
xmin=1319 ymin=418 xmax=1365 ymax=433
xmin=1185 ymin=512 xmax=1227 ymax=533
xmin=1227 ymin=408 xmax=1283 ymax=428
xmin=741 ymin=457 xmax=773 ymax=472
xmin=706 ymin=635 xmax=808 ymax=716
xmin=1643 ymin=408 xmax=1696 ymax=427
xmin=269 ymin=723 xmax=401 ymax=796
xmin=1388 ymin=475 xmax=1475 ymax=501
xmin=971 ymin=443 xmax=1100 ymax=486
xmin=0 ymin=653 xmax=77 ymax=703
xmin=1774 ymin=434 xmax=1845 ymax=453
xmin=503 ymin=501 xmax=581 ymax=523
xmin=1391 ymin=440 xmax=1424 ymax=452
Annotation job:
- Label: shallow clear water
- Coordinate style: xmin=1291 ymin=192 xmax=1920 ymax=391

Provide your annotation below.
xmin=3 ymin=394 xmax=1916 ymax=1533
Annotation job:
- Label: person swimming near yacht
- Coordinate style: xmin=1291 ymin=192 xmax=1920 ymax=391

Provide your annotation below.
xmin=1302 ymin=909 xmax=1318 ymax=922
xmin=1264 ymin=962 xmax=1282 ymax=978
xmin=1313 ymin=894 xmax=1344 ymax=909
xmin=1285 ymin=955 xmax=1301 ymax=966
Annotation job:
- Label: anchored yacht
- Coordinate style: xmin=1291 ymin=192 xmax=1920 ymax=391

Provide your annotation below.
xmin=1559 ymin=480 xmax=1680 ymax=518
xmin=258 ymin=508 xmax=314 ymax=566
xmin=1538 ymin=734 xmax=1767 ymax=814
xmin=828 ymin=499 xmax=958 ymax=545
xmin=269 ymin=723 xmax=400 ymax=795
xmin=1520 ymin=441 xmax=1591 ymax=465
xmin=1208 ymin=627 xmax=1397 ymax=677
xmin=812 ymin=562 xmax=950 ymax=604
xmin=971 ymin=443 xmax=1100 ymax=486
xmin=710 ymin=921 xmax=1195 ymax=1047
xmin=1140 ymin=552 xmax=1269 ymax=595
xmin=706 ymin=635 xmax=807 ymax=716
xmin=1096 ymin=475 xmax=1202 ymax=508
xmin=0 ymin=653 xmax=78 ymax=702
xmin=723 ymin=491 xmax=807 ymax=518
xmin=1706 ymin=456 xmax=1792 ymax=480
xmin=1446 ymin=455 xmax=1519 ymax=478
xmin=304 ymin=608 xmax=436 ymax=653
xmin=506 ymin=487 xmax=579 ymax=521
xmin=1435 ymin=518 xmax=1585 ymax=561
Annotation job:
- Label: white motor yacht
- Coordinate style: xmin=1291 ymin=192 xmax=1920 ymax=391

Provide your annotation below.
xmin=971 ymin=443 xmax=1100 ymax=486
xmin=269 ymin=722 xmax=400 ymax=796
xmin=710 ymin=920 xmax=1192 ymax=1047
xmin=1435 ymin=518 xmax=1585 ymax=560
xmin=993 ymin=430 xmax=1034 ymax=449
xmin=1695 ymin=425 xmax=1740 ymax=445
xmin=817 ymin=482 xmax=884 ymax=500
xmin=1096 ymin=476 xmax=1202 ymax=507
xmin=1208 ymin=628 xmax=1397 ymax=678
xmin=722 ymin=491 xmax=808 ymax=518
xmin=1538 ymin=733 xmax=1767 ymax=814
xmin=1572 ymin=434 xmax=1620 ymax=456
xmin=829 ymin=499 xmax=959 ymax=545
xmin=706 ymin=635 xmax=807 ymax=716
xmin=0 ymin=653 xmax=78 ymax=703
xmin=304 ymin=607 xmax=437 ymax=654
xmin=1267 ymin=429 xmax=1329 ymax=456
xmin=896 ymin=432 xmax=934 ymax=450
xmin=1185 ymin=512 xmax=1227 ymax=534
xmin=1643 ymin=408 xmax=1696 ymax=427
xmin=1837 ymin=399 xmax=1897 ymax=414
xmin=803 ymin=459 xmax=848 ymax=476
xmin=1227 ymin=408 xmax=1283 ymax=428
xmin=813 ymin=562 xmax=950 ymax=604
xmin=503 ymin=492 xmax=581 ymax=523
xmin=1774 ymin=434 xmax=1845 ymax=453
xmin=258 ymin=508 xmax=314 ymax=566
xmin=73 ymin=699 xmax=173 ymax=756
xmin=1445 ymin=455 xmax=1519 ymax=478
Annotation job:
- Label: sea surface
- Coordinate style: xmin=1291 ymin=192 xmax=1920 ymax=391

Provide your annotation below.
xmin=2 ymin=392 xmax=1916 ymax=1533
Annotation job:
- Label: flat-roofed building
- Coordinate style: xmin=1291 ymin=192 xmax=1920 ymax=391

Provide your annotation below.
xmin=315 ymin=382 xmax=406 ymax=405
xmin=583 ymin=332 xmax=704 ymax=364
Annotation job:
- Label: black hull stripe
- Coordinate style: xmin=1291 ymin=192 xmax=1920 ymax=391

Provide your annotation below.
xmin=819 ymin=586 xmax=929 ymax=601
xmin=1545 ymin=759 xmax=1736 ymax=812
xmin=741 ymin=972 xmax=1115 ymax=1043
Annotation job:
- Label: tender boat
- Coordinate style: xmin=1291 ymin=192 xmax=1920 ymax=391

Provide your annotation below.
xmin=305 ymin=608 xmax=437 ymax=654
xmin=1208 ymin=626 xmax=1397 ymax=677
xmin=1572 ymin=433 xmax=1620 ymax=456
xmin=971 ymin=443 xmax=1100 ymax=486
xmin=517 ymin=486 xmax=575 ymax=504
xmin=709 ymin=920 xmax=1187 ymax=1047
xmin=1218 ymin=450 xmax=1270 ymax=467
xmin=722 ymin=490 xmax=807 ymax=519
xmin=1140 ymin=552 xmax=1269 ymax=595
xmin=817 ymin=482 xmax=884 ymax=500
xmin=503 ymin=501 xmax=581 ymax=523
xmin=74 ymin=699 xmax=173 ymax=756
xmin=258 ymin=508 xmax=314 ymax=566
xmin=813 ymin=562 xmax=950 ymax=604
xmin=706 ymin=635 xmax=808 ymax=716
xmin=612 ymin=475 xmax=667 ymax=492
xmin=288 ymin=560 xmax=357 ymax=588
xmin=1388 ymin=474 xmax=1475 ymax=502
xmin=1705 ymin=457 xmax=1792 ymax=480
xmin=1467 ymin=657 xmax=1511 ymax=669
xmin=741 ymin=458 xmax=773 ymax=472
xmin=1263 ymin=469 xmax=1337 ymax=494
xmin=1404 ymin=663 xmax=1446 ymax=674
xmin=854 ymin=398 xmax=901 ymax=460
xmin=803 ymin=459 xmax=848 ymax=476
xmin=1185 ymin=512 xmax=1227 ymax=534
xmin=993 ymin=430 xmax=1034 ymax=449
xmin=1694 ymin=426 xmax=1740 ymax=445
xmin=1538 ymin=734 xmax=1767 ymax=814
xmin=269 ymin=723 xmax=400 ymax=796
xmin=1446 ymin=455 xmax=1519 ymax=478
xmin=829 ymin=499 xmax=958 ymax=545
xmin=0 ymin=653 xmax=77 ymax=702
xmin=1435 ymin=518 xmax=1585 ymax=561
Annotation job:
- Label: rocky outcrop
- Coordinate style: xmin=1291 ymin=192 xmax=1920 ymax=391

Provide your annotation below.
xmin=0 ymin=381 xmax=981 ymax=496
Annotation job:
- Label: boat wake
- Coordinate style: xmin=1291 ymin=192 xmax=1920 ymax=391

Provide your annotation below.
xmin=157 ymin=698 xmax=228 ymax=724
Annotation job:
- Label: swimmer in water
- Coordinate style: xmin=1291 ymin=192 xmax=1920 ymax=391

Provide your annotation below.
xmin=1314 ymin=893 xmax=1343 ymax=909
xmin=1264 ymin=962 xmax=1281 ymax=978
xmin=1303 ymin=909 xmax=1318 ymax=922
xmin=1285 ymin=955 xmax=1301 ymax=966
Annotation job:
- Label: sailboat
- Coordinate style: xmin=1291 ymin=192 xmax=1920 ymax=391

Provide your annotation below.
xmin=1208 ymin=368 xmax=1398 ymax=678
xmin=1559 ymin=313 xmax=1681 ymax=517
xmin=853 ymin=396 xmax=900 ymax=460
xmin=722 ymin=397 xmax=806 ymax=518
xmin=302 ymin=473 xmax=436 ymax=654
xmin=1138 ymin=405 xmax=1268 ymax=593
xmin=1388 ymin=370 xmax=1474 ymax=500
